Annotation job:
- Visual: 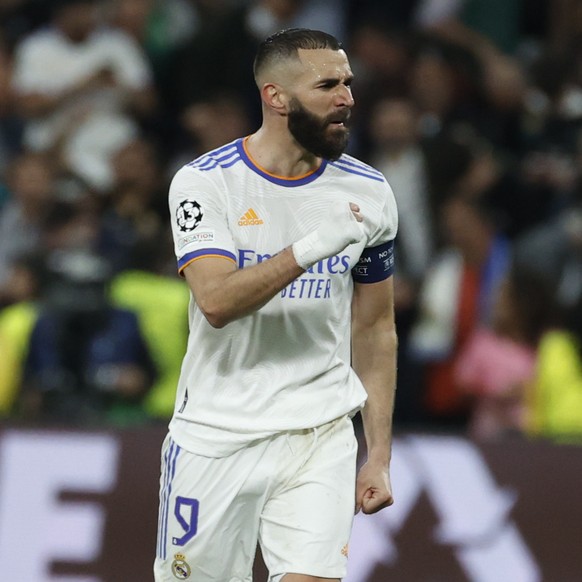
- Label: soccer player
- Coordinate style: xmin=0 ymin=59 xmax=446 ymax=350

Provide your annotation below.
xmin=155 ymin=28 xmax=398 ymax=582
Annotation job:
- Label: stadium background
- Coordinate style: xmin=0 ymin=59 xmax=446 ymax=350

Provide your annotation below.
xmin=1 ymin=1 xmax=582 ymax=580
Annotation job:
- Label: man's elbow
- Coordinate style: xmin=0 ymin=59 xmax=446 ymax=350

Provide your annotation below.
xmin=203 ymin=313 xmax=229 ymax=329
xmin=196 ymin=296 xmax=231 ymax=329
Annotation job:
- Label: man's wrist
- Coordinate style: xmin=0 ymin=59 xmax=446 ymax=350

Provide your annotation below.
xmin=365 ymin=445 xmax=392 ymax=467
xmin=291 ymin=231 xmax=320 ymax=270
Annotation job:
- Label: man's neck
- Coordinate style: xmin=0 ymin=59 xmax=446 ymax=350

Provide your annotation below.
xmin=245 ymin=129 xmax=321 ymax=178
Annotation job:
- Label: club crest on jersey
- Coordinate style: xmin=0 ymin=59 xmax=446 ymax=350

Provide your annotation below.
xmin=171 ymin=553 xmax=192 ymax=579
xmin=176 ymin=200 xmax=203 ymax=232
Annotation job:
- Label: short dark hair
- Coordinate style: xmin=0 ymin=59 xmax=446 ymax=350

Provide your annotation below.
xmin=253 ymin=28 xmax=343 ymax=80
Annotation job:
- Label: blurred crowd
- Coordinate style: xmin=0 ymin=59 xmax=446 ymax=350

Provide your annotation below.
xmin=1 ymin=0 xmax=582 ymax=443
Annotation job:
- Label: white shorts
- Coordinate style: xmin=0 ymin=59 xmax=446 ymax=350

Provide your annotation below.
xmin=154 ymin=415 xmax=358 ymax=581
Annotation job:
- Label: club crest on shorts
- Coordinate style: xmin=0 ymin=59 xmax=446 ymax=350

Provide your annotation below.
xmin=171 ymin=553 xmax=192 ymax=579
xmin=176 ymin=200 xmax=203 ymax=232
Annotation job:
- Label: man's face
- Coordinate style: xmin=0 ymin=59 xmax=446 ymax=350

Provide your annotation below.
xmin=286 ymin=48 xmax=354 ymax=160
xmin=56 ymin=2 xmax=97 ymax=43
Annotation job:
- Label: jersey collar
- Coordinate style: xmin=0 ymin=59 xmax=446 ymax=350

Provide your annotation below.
xmin=237 ymin=137 xmax=327 ymax=187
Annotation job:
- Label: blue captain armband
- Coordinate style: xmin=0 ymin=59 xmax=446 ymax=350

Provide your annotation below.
xmin=352 ymin=240 xmax=395 ymax=283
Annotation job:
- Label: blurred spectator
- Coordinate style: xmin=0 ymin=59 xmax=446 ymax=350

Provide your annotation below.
xmin=97 ymin=137 xmax=168 ymax=273
xmin=474 ymin=55 xmax=530 ymax=157
xmin=407 ymin=37 xmax=487 ymax=144
xmin=110 ymin=236 xmax=190 ymax=420
xmin=410 ymin=48 xmax=459 ymax=139
xmin=529 ymin=293 xmax=582 ymax=443
xmin=368 ymin=97 xmax=433 ymax=283
xmin=0 ymin=252 xmax=43 ymax=416
xmin=111 ymin=0 xmax=198 ymax=56
xmin=0 ymin=250 xmax=43 ymax=309
xmin=108 ymin=0 xmax=199 ymax=91
xmin=0 ymin=37 xmax=22 ymax=172
xmin=161 ymin=0 xmax=257 ymax=123
xmin=0 ymin=151 xmax=56 ymax=306
xmin=170 ymin=93 xmax=251 ymax=171
xmin=409 ymin=195 xmax=511 ymax=427
xmin=455 ymin=265 xmax=554 ymax=440
xmin=347 ymin=19 xmax=412 ymax=154
xmin=243 ymin=0 xmax=346 ymax=48
xmin=366 ymin=96 xmax=435 ymax=425
xmin=513 ymin=198 xmax=582 ymax=312
xmin=0 ymin=301 xmax=37 ymax=417
xmin=41 ymin=179 xmax=102 ymax=252
xmin=11 ymin=0 xmax=156 ymax=192
xmin=414 ymin=0 xmax=523 ymax=55
xmin=18 ymin=248 xmax=156 ymax=425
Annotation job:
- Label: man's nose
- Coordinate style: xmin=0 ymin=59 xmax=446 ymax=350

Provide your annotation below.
xmin=336 ymin=85 xmax=354 ymax=107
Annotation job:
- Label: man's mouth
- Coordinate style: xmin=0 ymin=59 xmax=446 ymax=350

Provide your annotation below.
xmin=328 ymin=113 xmax=350 ymax=127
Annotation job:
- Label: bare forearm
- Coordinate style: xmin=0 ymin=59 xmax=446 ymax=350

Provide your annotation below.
xmin=352 ymin=323 xmax=398 ymax=464
xmin=187 ymin=247 xmax=303 ymax=328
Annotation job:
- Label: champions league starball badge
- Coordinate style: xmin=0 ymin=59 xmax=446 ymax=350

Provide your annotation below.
xmin=176 ymin=200 xmax=203 ymax=232
xmin=171 ymin=553 xmax=192 ymax=579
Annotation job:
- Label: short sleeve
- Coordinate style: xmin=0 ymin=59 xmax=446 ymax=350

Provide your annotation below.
xmin=169 ymin=165 xmax=237 ymax=275
xmin=366 ymin=180 xmax=398 ymax=248
xmin=352 ymin=179 xmax=398 ymax=283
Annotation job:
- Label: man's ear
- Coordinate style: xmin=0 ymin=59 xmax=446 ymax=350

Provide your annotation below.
xmin=261 ymin=83 xmax=289 ymax=115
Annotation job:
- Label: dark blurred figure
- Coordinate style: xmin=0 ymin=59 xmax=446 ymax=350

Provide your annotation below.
xmin=110 ymin=0 xmax=198 ymax=72
xmin=0 ymin=151 xmax=56 ymax=306
xmin=0 ymin=251 xmax=44 ymax=417
xmin=169 ymin=93 xmax=251 ymax=171
xmin=513 ymin=191 xmax=582 ymax=314
xmin=347 ymin=19 xmax=413 ymax=155
xmin=366 ymin=96 xmax=435 ymax=425
xmin=97 ymin=137 xmax=168 ymax=273
xmin=110 ymin=235 xmax=190 ymax=421
xmin=455 ymin=265 xmax=555 ymax=440
xmin=409 ymin=195 xmax=512 ymax=429
xmin=19 ymin=248 xmax=156 ymax=425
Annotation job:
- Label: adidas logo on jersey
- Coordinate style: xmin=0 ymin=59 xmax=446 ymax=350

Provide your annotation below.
xmin=238 ymin=208 xmax=264 ymax=226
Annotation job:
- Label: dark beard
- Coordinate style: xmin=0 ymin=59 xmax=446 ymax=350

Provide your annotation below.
xmin=287 ymin=98 xmax=350 ymax=161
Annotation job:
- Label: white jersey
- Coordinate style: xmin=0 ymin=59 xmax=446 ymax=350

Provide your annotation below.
xmin=168 ymin=137 xmax=398 ymax=457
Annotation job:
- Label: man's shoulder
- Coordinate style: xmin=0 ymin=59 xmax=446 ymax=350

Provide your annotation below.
xmin=327 ymin=154 xmax=387 ymax=184
xmin=181 ymin=139 xmax=244 ymax=176
xmin=170 ymin=139 xmax=244 ymax=192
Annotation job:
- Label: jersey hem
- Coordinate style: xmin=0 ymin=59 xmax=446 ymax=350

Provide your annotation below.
xmin=168 ymin=403 xmax=365 ymax=458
